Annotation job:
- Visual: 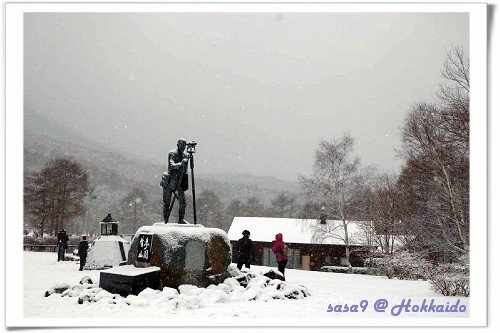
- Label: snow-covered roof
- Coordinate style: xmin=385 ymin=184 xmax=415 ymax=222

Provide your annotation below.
xmin=227 ymin=217 xmax=372 ymax=246
xmin=94 ymin=235 xmax=129 ymax=243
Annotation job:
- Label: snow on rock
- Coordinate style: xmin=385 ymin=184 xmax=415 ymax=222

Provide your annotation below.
xmin=247 ymin=276 xmax=271 ymax=289
xmin=281 ymin=284 xmax=311 ymax=299
xmin=77 ymin=287 xmax=105 ymax=304
xmin=178 ymin=284 xmax=205 ymax=296
xmin=79 ymin=276 xmax=93 ymax=284
xmin=197 ymin=288 xmax=228 ymax=306
xmin=263 ymin=269 xmax=285 ymax=281
xmin=243 ymin=287 xmax=262 ymax=301
xmin=222 ymin=277 xmax=242 ymax=292
xmin=138 ymin=287 xmax=161 ymax=298
xmin=168 ymin=295 xmax=202 ymax=311
xmin=44 ymin=283 xmax=71 ymax=297
xmin=216 ymin=283 xmax=231 ymax=294
xmin=227 ymin=265 xmax=241 ymax=277
xmin=149 ymin=287 xmax=179 ymax=306
xmin=43 ymin=264 xmax=311 ymax=312
xmin=125 ymin=294 xmax=148 ymax=307
xmin=94 ymin=289 xmax=114 ymax=300
xmin=228 ymin=288 xmax=246 ymax=302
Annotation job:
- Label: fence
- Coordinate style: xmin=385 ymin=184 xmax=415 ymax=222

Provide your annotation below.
xmin=23 ymin=244 xmax=79 ymax=252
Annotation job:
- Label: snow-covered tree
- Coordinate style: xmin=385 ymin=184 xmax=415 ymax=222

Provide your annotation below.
xmin=299 ymin=134 xmax=369 ymax=271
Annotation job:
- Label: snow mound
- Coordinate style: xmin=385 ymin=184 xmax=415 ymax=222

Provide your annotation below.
xmin=46 ymin=267 xmax=311 ymax=311
xmin=85 ymin=235 xmax=130 ymax=270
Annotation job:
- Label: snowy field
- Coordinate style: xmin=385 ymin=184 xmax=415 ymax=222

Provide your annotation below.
xmin=24 ymin=251 xmax=469 ymax=319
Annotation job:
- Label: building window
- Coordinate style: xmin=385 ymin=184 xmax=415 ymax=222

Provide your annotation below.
xmin=324 ymin=256 xmax=332 ymax=265
xmin=340 ymin=257 xmax=348 ymax=267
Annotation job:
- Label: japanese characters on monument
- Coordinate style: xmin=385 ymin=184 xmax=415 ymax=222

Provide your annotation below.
xmin=136 ymin=234 xmax=153 ymax=263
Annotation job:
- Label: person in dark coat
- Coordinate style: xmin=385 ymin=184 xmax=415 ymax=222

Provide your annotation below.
xmin=272 ymin=233 xmax=289 ymax=279
xmin=236 ymin=230 xmax=254 ymax=270
xmin=57 ymin=229 xmax=69 ymax=261
xmin=78 ymin=235 xmax=89 ymax=271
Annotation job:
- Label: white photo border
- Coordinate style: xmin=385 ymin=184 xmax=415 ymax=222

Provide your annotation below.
xmin=5 ymin=2 xmax=487 ymax=327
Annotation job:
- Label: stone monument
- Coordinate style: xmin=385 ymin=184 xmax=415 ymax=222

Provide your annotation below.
xmin=100 ymin=140 xmax=231 ymax=296
xmin=128 ymin=223 xmax=231 ymax=289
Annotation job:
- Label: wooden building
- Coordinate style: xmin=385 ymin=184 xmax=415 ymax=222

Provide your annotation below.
xmin=227 ymin=217 xmax=374 ymax=271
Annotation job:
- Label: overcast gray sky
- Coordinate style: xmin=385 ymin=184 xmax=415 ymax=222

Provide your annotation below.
xmin=24 ymin=12 xmax=468 ymax=180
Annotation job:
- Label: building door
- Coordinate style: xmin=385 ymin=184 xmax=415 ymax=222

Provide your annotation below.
xmin=291 ymin=249 xmax=301 ymax=269
xmin=263 ymin=247 xmax=278 ymax=267
xmin=302 ymin=255 xmax=311 ymax=270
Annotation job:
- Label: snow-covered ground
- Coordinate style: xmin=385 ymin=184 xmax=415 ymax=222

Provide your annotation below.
xmin=24 ymin=251 xmax=468 ymax=319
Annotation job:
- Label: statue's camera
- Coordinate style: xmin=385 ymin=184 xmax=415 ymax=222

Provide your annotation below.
xmin=186 ymin=141 xmax=197 ymax=154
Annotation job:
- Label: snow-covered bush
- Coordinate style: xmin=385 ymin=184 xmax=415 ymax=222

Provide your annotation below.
xmin=373 ymin=251 xmax=432 ymax=280
xmin=429 ymin=255 xmax=469 ymax=297
xmin=23 ymin=235 xmax=57 ymax=245
xmin=320 ymin=266 xmax=375 ymax=275
xmin=24 ymin=235 xmax=85 ymax=246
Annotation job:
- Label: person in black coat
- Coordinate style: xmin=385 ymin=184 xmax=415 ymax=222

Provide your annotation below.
xmin=57 ymin=229 xmax=69 ymax=261
xmin=78 ymin=235 xmax=89 ymax=271
xmin=236 ymin=230 xmax=254 ymax=270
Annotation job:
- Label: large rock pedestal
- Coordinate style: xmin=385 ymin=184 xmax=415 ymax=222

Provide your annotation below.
xmin=127 ymin=223 xmax=231 ymax=289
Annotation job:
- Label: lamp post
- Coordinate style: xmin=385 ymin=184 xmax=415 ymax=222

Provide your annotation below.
xmin=203 ymin=204 xmax=208 ymax=224
xmin=129 ymin=197 xmax=142 ymax=232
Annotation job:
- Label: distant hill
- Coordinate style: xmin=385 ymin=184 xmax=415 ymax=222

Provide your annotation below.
xmin=24 ymin=109 xmax=300 ymax=207
xmin=199 ymin=172 xmax=298 ymax=195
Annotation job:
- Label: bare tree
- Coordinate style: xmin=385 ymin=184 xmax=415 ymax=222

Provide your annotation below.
xmin=365 ymin=173 xmax=403 ymax=254
xmin=270 ymin=192 xmax=289 ymax=217
xmin=438 ymin=46 xmax=470 ymax=145
xmin=225 ymin=198 xmax=245 ymax=221
xmin=245 ymin=197 xmax=265 ymax=217
xmin=287 ymin=194 xmax=298 ymax=218
xmin=299 ymin=134 xmax=368 ymax=271
xmin=24 ymin=157 xmax=92 ymax=236
xmin=24 ymin=173 xmax=49 ymax=236
xmin=398 ymin=46 xmax=469 ymax=259
xmin=197 ymin=190 xmax=227 ymax=230
xmin=297 ymin=201 xmax=323 ymax=220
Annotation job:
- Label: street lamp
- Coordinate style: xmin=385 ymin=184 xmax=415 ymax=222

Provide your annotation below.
xmin=203 ymin=204 xmax=208 ymax=224
xmin=129 ymin=197 xmax=142 ymax=232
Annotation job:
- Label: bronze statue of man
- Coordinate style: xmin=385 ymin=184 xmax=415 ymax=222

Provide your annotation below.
xmin=161 ymin=138 xmax=189 ymax=224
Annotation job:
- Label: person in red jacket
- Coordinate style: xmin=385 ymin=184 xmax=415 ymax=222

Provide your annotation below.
xmin=272 ymin=233 xmax=288 ymax=279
